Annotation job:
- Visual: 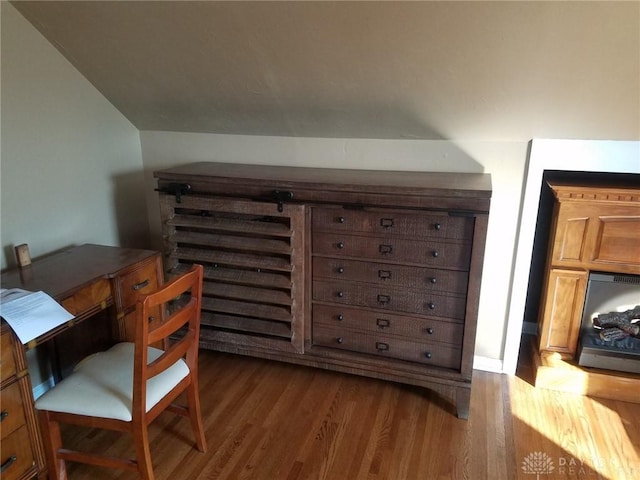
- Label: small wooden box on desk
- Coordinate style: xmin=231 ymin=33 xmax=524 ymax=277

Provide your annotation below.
xmin=0 ymin=244 xmax=163 ymax=480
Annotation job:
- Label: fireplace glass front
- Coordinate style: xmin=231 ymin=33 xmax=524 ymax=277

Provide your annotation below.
xmin=577 ymin=272 xmax=640 ymax=374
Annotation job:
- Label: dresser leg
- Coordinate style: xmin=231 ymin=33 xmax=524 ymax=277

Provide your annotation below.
xmin=455 ymin=387 xmax=471 ymax=420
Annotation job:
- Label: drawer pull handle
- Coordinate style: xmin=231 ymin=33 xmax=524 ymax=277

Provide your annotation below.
xmin=427 ymin=302 xmax=436 ymax=310
xmin=425 ymin=352 xmax=432 ymax=359
xmin=376 ymin=342 xmax=389 ymax=351
xmin=376 ymin=318 xmax=390 ymax=329
xmin=132 ymin=279 xmax=150 ymax=291
xmin=379 ymin=244 xmax=393 ymax=255
xmin=337 ymin=216 xmax=346 ymax=224
xmin=378 ymin=269 xmax=392 ymax=280
xmin=0 ymin=410 xmax=8 ymax=421
xmin=337 ymin=314 xmax=344 ymax=321
xmin=430 ymin=277 xmax=437 ymax=284
xmin=432 ymin=251 xmax=439 ymax=258
xmin=434 ymin=223 xmax=442 ymax=231
xmin=380 ymin=218 xmax=394 ymax=229
xmin=426 ymin=327 xmax=434 ymax=335
xmin=337 ymin=242 xmax=345 ymax=249
xmin=336 ymin=337 xmax=344 ymax=344
xmin=1 ymin=455 xmax=17 ymax=473
xmin=337 ymin=291 xmax=344 ymax=298
xmin=337 ymin=267 xmax=345 ymax=274
xmin=377 ymin=294 xmax=391 ymax=305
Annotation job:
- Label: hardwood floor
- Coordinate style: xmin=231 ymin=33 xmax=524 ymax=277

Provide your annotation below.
xmin=58 ymin=338 xmax=640 ymax=480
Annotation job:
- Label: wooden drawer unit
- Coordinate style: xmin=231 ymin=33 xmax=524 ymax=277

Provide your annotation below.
xmin=313 ymin=324 xmax=462 ymax=369
xmin=312 ymin=257 xmax=469 ymax=294
xmin=0 ymin=327 xmax=43 ymax=480
xmin=313 ymin=304 xmax=464 ymax=345
xmin=155 ymin=162 xmax=491 ymax=418
xmin=313 ymin=232 xmax=471 ymax=269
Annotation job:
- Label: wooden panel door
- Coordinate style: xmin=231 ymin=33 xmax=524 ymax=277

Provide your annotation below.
xmin=538 ymin=268 xmax=588 ymax=356
xmin=159 ymin=194 xmax=306 ymax=354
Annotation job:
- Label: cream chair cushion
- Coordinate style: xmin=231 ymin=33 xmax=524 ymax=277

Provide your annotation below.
xmin=35 ymin=342 xmax=189 ymax=422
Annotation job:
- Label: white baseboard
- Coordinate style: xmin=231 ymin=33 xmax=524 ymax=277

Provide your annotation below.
xmin=32 ymin=376 xmax=54 ymax=400
xmin=522 ymin=321 xmax=538 ymax=336
xmin=473 ymin=355 xmax=504 ymax=373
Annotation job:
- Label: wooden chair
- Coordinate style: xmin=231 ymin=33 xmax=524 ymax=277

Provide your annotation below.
xmin=35 ymin=264 xmax=207 ymax=480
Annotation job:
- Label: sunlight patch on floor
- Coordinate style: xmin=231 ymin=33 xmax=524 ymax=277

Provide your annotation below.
xmin=508 ymin=374 xmax=640 ymax=480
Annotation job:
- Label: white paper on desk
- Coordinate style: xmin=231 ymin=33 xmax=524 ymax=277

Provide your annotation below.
xmin=0 ymin=289 xmax=75 ymax=344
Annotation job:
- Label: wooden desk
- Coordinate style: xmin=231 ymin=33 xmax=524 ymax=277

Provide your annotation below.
xmin=0 ymin=244 xmax=163 ymax=480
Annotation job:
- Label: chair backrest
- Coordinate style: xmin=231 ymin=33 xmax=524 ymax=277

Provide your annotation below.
xmin=132 ymin=264 xmax=203 ymax=419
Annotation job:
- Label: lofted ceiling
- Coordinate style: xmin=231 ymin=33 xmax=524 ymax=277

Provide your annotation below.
xmin=10 ymin=1 xmax=640 ymax=140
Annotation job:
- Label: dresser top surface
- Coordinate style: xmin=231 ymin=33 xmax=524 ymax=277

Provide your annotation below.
xmin=155 ymin=162 xmax=492 ymax=197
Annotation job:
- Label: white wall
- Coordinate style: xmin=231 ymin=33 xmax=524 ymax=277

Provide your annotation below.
xmin=0 ymin=2 xmax=147 ymax=270
xmin=140 ymin=131 xmax=527 ymax=368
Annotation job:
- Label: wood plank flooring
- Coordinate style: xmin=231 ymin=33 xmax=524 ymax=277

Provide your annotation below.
xmin=58 ymin=338 xmax=640 ymax=479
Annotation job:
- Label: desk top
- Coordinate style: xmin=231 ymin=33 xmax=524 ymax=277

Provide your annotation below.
xmin=1 ymin=244 xmax=159 ymax=301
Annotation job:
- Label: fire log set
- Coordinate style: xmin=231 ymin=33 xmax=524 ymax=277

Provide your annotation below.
xmin=593 ymin=306 xmax=640 ymax=342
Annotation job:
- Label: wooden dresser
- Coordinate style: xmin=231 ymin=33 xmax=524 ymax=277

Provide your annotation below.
xmin=535 ymin=181 xmax=640 ymax=401
xmin=155 ymin=163 xmax=491 ymax=418
xmin=0 ymin=245 xmax=163 ymax=479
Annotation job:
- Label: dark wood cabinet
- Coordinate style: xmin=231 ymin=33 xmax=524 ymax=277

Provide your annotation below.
xmin=155 ymin=163 xmax=491 ymax=418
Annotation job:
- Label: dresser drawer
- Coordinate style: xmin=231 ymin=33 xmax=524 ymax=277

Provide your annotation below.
xmin=115 ymin=260 xmax=160 ymax=311
xmin=313 ymin=324 xmax=462 ymax=369
xmin=0 ymin=382 xmax=27 ymax=440
xmin=312 ymin=257 xmax=468 ymax=295
xmin=61 ymin=278 xmax=111 ymax=316
xmin=0 ymin=425 xmax=35 ymax=480
xmin=1 ymin=330 xmax=16 ymax=383
xmin=312 ymin=207 xmax=474 ymax=240
xmin=313 ymin=232 xmax=471 ymax=269
xmin=313 ymin=304 xmax=464 ymax=345
xmin=313 ymin=280 xmax=466 ymax=320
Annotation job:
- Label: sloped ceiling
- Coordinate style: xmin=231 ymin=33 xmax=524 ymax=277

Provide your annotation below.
xmin=10 ymin=1 xmax=640 ymax=140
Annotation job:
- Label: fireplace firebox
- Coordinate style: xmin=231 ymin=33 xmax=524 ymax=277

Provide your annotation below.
xmin=577 ymin=273 xmax=640 ymax=374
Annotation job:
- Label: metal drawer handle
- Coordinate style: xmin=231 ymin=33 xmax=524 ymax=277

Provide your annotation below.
xmin=132 ymin=279 xmax=150 ymax=291
xmin=376 ymin=342 xmax=389 ymax=351
xmin=337 ymin=314 xmax=344 ymax=321
xmin=337 ymin=291 xmax=344 ymax=298
xmin=434 ymin=223 xmax=442 ymax=231
xmin=337 ymin=267 xmax=345 ymax=274
xmin=337 ymin=216 xmax=346 ymax=224
xmin=377 ymin=294 xmax=391 ymax=305
xmin=336 ymin=337 xmax=344 ymax=344
xmin=337 ymin=241 xmax=345 ymax=249
xmin=380 ymin=218 xmax=394 ymax=229
xmin=425 ymin=352 xmax=432 ymax=359
xmin=429 ymin=277 xmax=437 ymax=284
xmin=378 ymin=269 xmax=392 ymax=280
xmin=426 ymin=327 xmax=434 ymax=335
xmin=379 ymin=244 xmax=393 ymax=255
xmin=427 ymin=302 xmax=436 ymax=310
xmin=0 ymin=410 xmax=8 ymax=422
xmin=1 ymin=456 xmax=17 ymax=473
xmin=376 ymin=318 xmax=390 ymax=329
xmin=432 ymin=251 xmax=439 ymax=258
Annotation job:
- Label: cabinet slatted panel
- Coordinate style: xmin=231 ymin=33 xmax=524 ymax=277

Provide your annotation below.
xmin=159 ymin=194 xmax=306 ymax=353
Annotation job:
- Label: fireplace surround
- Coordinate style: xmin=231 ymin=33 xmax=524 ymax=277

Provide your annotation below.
xmin=532 ymin=175 xmax=640 ymax=401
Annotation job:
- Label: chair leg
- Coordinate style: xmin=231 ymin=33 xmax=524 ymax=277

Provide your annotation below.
xmin=38 ymin=410 xmax=68 ymax=480
xmin=132 ymin=423 xmax=155 ymax=480
xmin=186 ymin=380 xmax=207 ymax=452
